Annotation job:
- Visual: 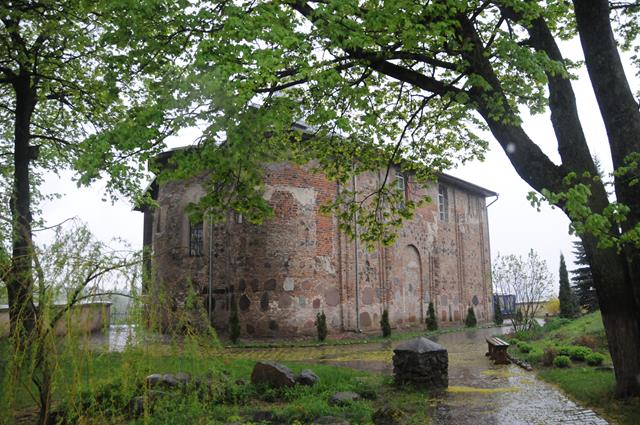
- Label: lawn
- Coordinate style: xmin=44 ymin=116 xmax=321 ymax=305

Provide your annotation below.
xmin=506 ymin=312 xmax=640 ymax=425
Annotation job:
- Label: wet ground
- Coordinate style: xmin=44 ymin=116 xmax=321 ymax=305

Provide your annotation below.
xmin=92 ymin=325 xmax=609 ymax=424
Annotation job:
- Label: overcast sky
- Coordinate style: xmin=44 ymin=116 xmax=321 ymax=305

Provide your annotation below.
xmin=37 ymin=40 xmax=637 ymax=296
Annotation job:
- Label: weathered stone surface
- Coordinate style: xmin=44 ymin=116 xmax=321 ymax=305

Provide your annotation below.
xmin=162 ymin=373 xmax=179 ymax=388
xmin=265 ymin=279 xmax=277 ymax=290
xmin=145 ymin=374 xmax=163 ymax=387
xmin=359 ymin=311 xmax=372 ymax=328
xmin=295 ymin=369 xmax=320 ymax=386
xmin=329 ymin=391 xmax=360 ymax=406
xmin=239 ymin=294 xmax=251 ymax=311
xmin=175 ymin=372 xmax=191 ymax=386
xmin=260 ymin=292 xmax=270 ymax=311
xmin=372 ymin=406 xmax=406 ymax=425
xmin=324 ymin=287 xmax=340 ymax=307
xmin=393 ymin=337 xmax=448 ymax=388
xmin=251 ymin=361 xmax=296 ymax=388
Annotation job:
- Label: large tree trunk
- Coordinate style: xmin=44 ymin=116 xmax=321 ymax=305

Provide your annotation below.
xmin=7 ymin=74 xmax=36 ymax=338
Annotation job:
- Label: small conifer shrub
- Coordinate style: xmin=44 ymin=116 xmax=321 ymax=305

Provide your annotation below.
xmin=380 ymin=309 xmax=391 ymax=337
xmin=229 ymin=296 xmax=241 ymax=344
xmin=465 ymin=306 xmax=477 ymax=327
xmin=493 ymin=299 xmax=503 ymax=325
xmin=426 ymin=302 xmax=438 ymax=331
xmin=315 ymin=311 xmax=327 ymax=342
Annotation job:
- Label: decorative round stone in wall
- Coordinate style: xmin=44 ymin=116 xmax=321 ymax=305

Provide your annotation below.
xmin=239 ymin=279 xmax=246 ymax=291
xmin=278 ymin=293 xmax=293 ymax=309
xmin=265 ymin=279 xmax=277 ymax=291
xmin=359 ymin=311 xmax=372 ymax=328
xmin=472 ymin=295 xmax=479 ymax=306
xmin=312 ymin=298 xmax=321 ymax=309
xmin=324 ymin=287 xmax=340 ymax=307
xmin=299 ymin=297 xmax=306 ymax=307
xmin=362 ymin=287 xmax=374 ymax=305
xmin=260 ymin=292 xmax=270 ymax=311
xmin=250 ymin=279 xmax=260 ymax=291
xmin=283 ymin=277 xmax=295 ymax=292
xmin=239 ymin=294 xmax=251 ymax=311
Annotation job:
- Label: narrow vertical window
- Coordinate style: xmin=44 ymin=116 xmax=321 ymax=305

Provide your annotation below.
xmin=438 ymin=184 xmax=449 ymax=221
xmin=189 ymin=221 xmax=204 ymax=257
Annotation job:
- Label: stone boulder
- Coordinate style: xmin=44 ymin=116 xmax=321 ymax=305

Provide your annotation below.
xmin=392 ymin=337 xmax=448 ymax=388
xmin=329 ymin=391 xmax=361 ymax=406
xmin=295 ymin=369 xmax=320 ymax=386
xmin=251 ymin=361 xmax=296 ymax=388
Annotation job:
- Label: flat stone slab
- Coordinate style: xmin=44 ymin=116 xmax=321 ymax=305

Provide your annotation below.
xmin=393 ymin=336 xmax=446 ymax=354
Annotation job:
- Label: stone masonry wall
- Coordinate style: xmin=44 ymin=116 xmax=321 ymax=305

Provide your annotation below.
xmin=147 ymin=161 xmax=494 ymax=336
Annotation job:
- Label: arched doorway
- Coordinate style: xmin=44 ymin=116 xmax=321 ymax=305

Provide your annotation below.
xmin=400 ymin=245 xmax=422 ymax=324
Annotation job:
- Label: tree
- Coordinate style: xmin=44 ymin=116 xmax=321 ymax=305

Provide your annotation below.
xmin=465 ymin=306 xmax=477 ymax=328
xmin=229 ymin=295 xmax=241 ymax=344
xmin=425 ymin=302 xmax=437 ymax=331
xmin=571 ymin=241 xmax=598 ymax=312
xmin=559 ymin=254 xmax=579 ymax=318
xmin=492 ymin=250 xmax=553 ymax=333
xmin=493 ymin=299 xmax=503 ymax=326
xmin=380 ymin=309 xmax=391 ymax=337
xmin=168 ymin=1 xmax=640 ymax=396
xmin=315 ymin=311 xmax=328 ymax=341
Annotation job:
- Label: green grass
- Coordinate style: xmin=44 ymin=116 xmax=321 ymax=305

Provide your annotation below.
xmin=506 ymin=312 xmax=640 ymax=425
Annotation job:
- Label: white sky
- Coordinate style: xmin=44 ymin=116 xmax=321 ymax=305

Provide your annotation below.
xmin=37 ymin=39 xmax=637 ymax=297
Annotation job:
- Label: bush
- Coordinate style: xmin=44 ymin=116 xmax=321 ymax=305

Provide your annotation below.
xmin=380 ymin=309 xmax=391 ymax=337
xmin=569 ymin=346 xmax=593 ymax=362
xmin=526 ymin=349 xmax=544 ymax=364
xmin=425 ymin=302 xmax=438 ymax=331
xmin=573 ymin=334 xmax=598 ymax=349
xmin=553 ymin=355 xmax=571 ymax=368
xmin=542 ymin=317 xmax=571 ymax=332
xmin=586 ymin=352 xmax=605 ymax=366
xmin=517 ymin=342 xmax=533 ymax=353
xmin=465 ymin=307 xmax=477 ymax=327
xmin=557 ymin=346 xmax=572 ymax=357
xmin=509 ymin=338 xmax=521 ymax=345
xmin=493 ymin=300 xmax=503 ymax=326
xmin=542 ymin=347 xmax=557 ymax=367
xmin=229 ymin=296 xmax=241 ymax=344
xmin=315 ymin=311 xmax=328 ymax=341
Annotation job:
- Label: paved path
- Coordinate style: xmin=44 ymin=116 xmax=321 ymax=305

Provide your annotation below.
xmin=224 ymin=326 xmax=609 ymax=425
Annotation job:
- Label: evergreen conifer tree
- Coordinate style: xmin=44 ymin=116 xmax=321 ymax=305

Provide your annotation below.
xmin=570 ymin=241 xmax=598 ymax=312
xmin=493 ymin=298 xmax=504 ymax=325
xmin=465 ymin=306 xmax=477 ymax=327
xmin=315 ymin=311 xmax=328 ymax=341
xmin=229 ymin=296 xmax=241 ymax=344
xmin=380 ymin=309 xmax=391 ymax=337
xmin=426 ymin=302 xmax=438 ymax=331
xmin=559 ymin=254 xmax=578 ymax=318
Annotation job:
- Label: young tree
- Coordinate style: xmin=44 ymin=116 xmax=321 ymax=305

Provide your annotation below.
xmin=493 ymin=299 xmax=503 ymax=326
xmin=465 ymin=307 xmax=477 ymax=328
xmin=571 ymin=241 xmax=598 ymax=313
xmin=380 ymin=309 xmax=391 ymax=337
xmin=425 ymin=302 xmax=437 ymax=331
xmin=315 ymin=311 xmax=328 ymax=341
xmin=492 ymin=250 xmax=553 ymax=333
xmin=229 ymin=295 xmax=241 ymax=344
xmin=172 ymin=0 xmax=640 ymax=396
xmin=559 ymin=254 xmax=579 ymax=318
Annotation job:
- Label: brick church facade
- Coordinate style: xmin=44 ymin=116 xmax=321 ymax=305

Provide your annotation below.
xmin=140 ymin=152 xmax=496 ymax=337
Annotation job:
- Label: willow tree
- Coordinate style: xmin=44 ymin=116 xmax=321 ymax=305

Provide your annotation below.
xmin=163 ymin=1 xmax=640 ymax=396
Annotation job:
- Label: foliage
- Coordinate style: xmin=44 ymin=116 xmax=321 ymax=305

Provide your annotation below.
xmin=586 ymin=353 xmax=606 ymax=366
xmin=464 ymin=307 xmax=477 ymax=328
xmin=380 ymin=309 xmax=391 ymax=338
xmin=570 ymin=241 xmax=598 ymax=313
xmin=542 ymin=318 xmax=572 ymax=332
xmin=493 ymin=250 xmax=553 ymax=332
xmin=526 ymin=349 xmax=544 ymax=364
xmin=542 ymin=347 xmax=558 ymax=367
xmin=569 ymin=346 xmax=593 ymax=362
xmin=559 ymin=254 xmax=579 ymax=318
xmin=493 ymin=299 xmax=503 ymax=326
xmin=545 ymin=298 xmax=561 ymax=316
xmin=425 ymin=302 xmax=437 ymax=331
xmin=554 ymin=355 xmax=571 ymax=368
xmin=229 ymin=296 xmax=241 ymax=344
xmin=517 ymin=342 xmax=533 ymax=354
xmin=315 ymin=311 xmax=327 ymax=342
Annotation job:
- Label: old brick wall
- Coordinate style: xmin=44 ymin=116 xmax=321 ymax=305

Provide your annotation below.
xmin=147 ymin=161 xmax=493 ymax=336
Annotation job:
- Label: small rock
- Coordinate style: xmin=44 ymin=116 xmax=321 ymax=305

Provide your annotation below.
xmin=296 ymin=369 xmax=320 ymax=386
xmin=313 ymin=416 xmax=350 ymax=425
xmin=329 ymin=391 xmax=360 ymax=406
xmin=372 ymin=406 xmax=406 ymax=425
xmin=252 ymin=411 xmax=274 ymax=422
xmin=235 ymin=378 xmax=246 ymax=386
xmin=175 ymin=372 xmax=191 ymax=386
xmin=162 ymin=373 xmax=179 ymax=388
xmin=358 ymin=389 xmax=378 ymax=400
xmin=145 ymin=374 xmax=163 ymax=387
xmin=251 ymin=361 xmax=296 ymax=388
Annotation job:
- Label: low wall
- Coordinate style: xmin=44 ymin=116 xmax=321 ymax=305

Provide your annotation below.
xmin=0 ymin=302 xmax=111 ymax=337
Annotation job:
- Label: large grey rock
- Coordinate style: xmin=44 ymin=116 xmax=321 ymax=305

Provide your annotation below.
xmin=145 ymin=374 xmax=163 ymax=387
xmin=175 ymin=372 xmax=191 ymax=386
xmin=296 ymin=369 xmax=320 ymax=386
xmin=251 ymin=361 xmax=296 ymax=388
xmin=393 ymin=337 xmax=448 ymax=388
xmin=162 ymin=373 xmax=180 ymax=388
xmin=329 ymin=391 xmax=360 ymax=406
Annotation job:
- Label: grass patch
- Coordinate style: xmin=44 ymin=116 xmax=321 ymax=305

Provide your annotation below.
xmin=506 ymin=311 xmax=640 ymax=425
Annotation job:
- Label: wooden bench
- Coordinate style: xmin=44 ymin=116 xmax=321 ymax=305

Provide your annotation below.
xmin=485 ymin=336 xmax=510 ymax=365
